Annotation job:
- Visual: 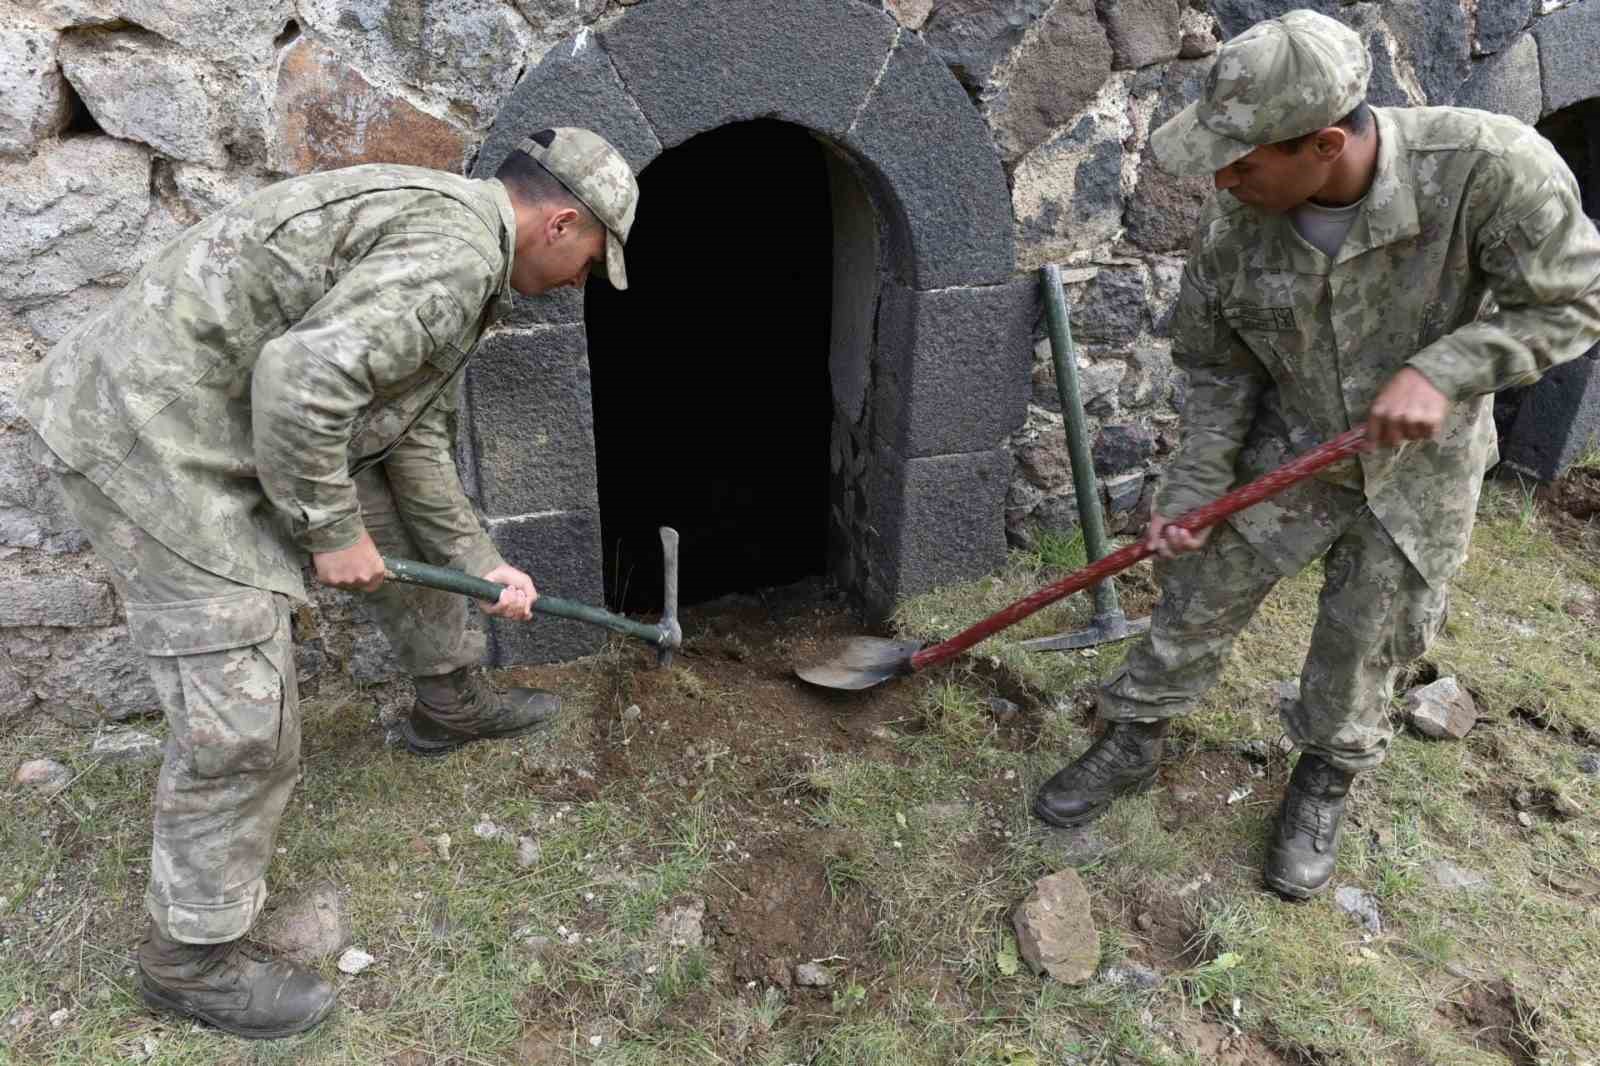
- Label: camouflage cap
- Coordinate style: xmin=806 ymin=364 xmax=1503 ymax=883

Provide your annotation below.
xmin=520 ymin=127 xmax=639 ymax=289
xmin=1150 ymin=9 xmax=1370 ymax=177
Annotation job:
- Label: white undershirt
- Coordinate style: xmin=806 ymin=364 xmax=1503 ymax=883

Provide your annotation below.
xmin=1289 ymin=195 xmax=1366 ymax=258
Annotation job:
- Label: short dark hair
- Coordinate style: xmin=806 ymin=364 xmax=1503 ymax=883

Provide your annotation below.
xmin=1272 ymin=101 xmax=1372 ymax=152
xmin=495 ymin=148 xmax=600 ymax=228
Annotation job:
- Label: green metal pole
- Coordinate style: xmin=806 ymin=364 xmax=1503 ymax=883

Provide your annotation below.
xmin=1040 ymin=264 xmax=1121 ymax=620
xmin=381 ymin=556 xmax=670 ymax=648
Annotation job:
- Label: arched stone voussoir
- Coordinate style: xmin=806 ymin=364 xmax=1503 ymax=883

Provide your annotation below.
xmin=841 ymin=32 xmax=1016 ymax=288
xmin=600 ymin=0 xmax=899 ymax=149
xmin=470 ymin=33 xmax=662 ymax=180
xmin=1534 ymin=0 xmax=1600 ymax=117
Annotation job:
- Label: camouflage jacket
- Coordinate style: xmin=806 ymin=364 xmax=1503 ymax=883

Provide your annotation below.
xmin=20 ymin=164 xmax=516 ymax=601
xmin=1160 ymin=106 xmax=1600 ymax=587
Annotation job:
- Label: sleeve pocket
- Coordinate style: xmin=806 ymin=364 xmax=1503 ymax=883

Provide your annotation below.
xmin=416 ymin=292 xmax=468 ymax=373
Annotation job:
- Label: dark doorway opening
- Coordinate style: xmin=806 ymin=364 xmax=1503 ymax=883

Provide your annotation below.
xmin=585 ymin=121 xmax=834 ymax=612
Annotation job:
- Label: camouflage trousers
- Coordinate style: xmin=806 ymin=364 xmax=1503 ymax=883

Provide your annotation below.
xmin=1099 ymin=508 xmax=1447 ymax=775
xmin=57 ymin=462 xmax=483 ymax=943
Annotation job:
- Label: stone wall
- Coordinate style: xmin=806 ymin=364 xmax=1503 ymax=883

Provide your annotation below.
xmin=2 ymin=0 xmax=1597 ymax=723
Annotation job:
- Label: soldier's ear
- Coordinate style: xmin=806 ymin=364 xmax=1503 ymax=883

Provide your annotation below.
xmin=1311 ymin=127 xmax=1348 ymax=162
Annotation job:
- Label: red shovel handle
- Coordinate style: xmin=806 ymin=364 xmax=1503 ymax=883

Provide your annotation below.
xmin=908 ymin=425 xmax=1369 ymax=673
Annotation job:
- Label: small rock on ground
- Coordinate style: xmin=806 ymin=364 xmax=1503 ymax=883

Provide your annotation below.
xmin=14 ymin=758 xmax=70 ymax=792
xmin=1552 ymin=790 xmax=1583 ymax=819
xmin=1403 ymin=677 xmax=1477 ymax=740
xmin=1578 ymin=753 xmax=1600 ymax=775
xmin=337 ymin=947 xmax=374 ymax=975
xmin=655 ymin=898 xmax=705 ymax=949
xmin=90 ymin=729 xmax=163 ymax=764
xmin=516 ymin=836 xmax=541 ymax=868
xmin=256 ymin=883 xmax=350 ymax=961
xmin=1013 ymin=868 xmax=1099 ymax=984
xmin=1100 ymin=961 xmax=1163 ymax=990
xmin=793 ymin=962 xmax=832 ymax=987
xmin=1333 ymin=886 xmax=1383 ymax=934
xmin=1427 ymin=860 xmax=1487 ymax=891
xmin=1517 ymin=811 xmax=1535 ymax=828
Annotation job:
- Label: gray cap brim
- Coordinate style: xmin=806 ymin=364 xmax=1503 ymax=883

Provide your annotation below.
xmin=605 ymin=229 xmax=628 ymax=290
xmin=1150 ymin=101 xmax=1258 ymax=178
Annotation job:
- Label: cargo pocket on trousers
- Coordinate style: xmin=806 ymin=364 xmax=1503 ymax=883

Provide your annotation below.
xmin=126 ymin=590 xmax=294 ymax=778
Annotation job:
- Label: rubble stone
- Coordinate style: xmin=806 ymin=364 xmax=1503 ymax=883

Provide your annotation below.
xmin=1097 ymin=0 xmax=1181 ymax=70
xmin=1452 ymin=32 xmax=1541 ymax=125
xmin=256 ymin=884 xmax=351 ymax=962
xmin=14 ymin=757 xmax=71 ymax=792
xmin=0 ymin=17 xmax=73 ymax=159
xmin=1012 ymin=868 xmax=1099 ymax=984
xmin=1403 ymin=676 xmax=1477 ymax=740
xmin=1013 ymin=107 xmax=1126 ymax=269
xmin=989 ymin=0 xmax=1114 ymax=161
xmin=0 ymin=574 xmax=115 ymax=628
xmin=90 ymin=728 xmax=163 ymax=764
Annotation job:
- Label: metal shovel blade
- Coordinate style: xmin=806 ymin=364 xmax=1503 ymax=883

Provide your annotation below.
xmin=794 ymin=637 xmax=923 ymax=691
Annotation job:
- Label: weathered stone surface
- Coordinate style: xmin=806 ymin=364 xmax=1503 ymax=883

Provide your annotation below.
xmin=1126 ymin=58 xmax=1213 ymax=252
xmin=1364 ymin=28 xmax=1420 ymax=107
xmin=1178 ymin=5 xmax=1220 ymax=57
xmin=1500 ymin=342 xmax=1600 ymax=480
xmin=463 ymin=326 xmax=598 ymax=516
xmin=273 ymin=37 xmax=468 ymax=174
xmin=14 ymin=757 xmax=70 ymax=792
xmin=604 ymin=0 xmax=897 ymax=148
xmin=1013 ymin=108 xmax=1125 ymax=270
xmin=0 ymin=17 xmax=72 ymax=159
xmin=1381 ymin=0 xmax=1473 ymax=104
xmin=988 ymin=0 xmax=1114 ymax=161
xmin=1476 ymin=0 xmax=1536 ymax=54
xmin=887 ymin=0 xmax=934 ymax=30
xmin=160 ymin=162 xmax=269 ymax=223
xmin=0 ymin=135 xmax=151 ymax=314
xmin=1032 ymin=355 xmax=1128 ymax=417
xmin=33 ymin=0 xmax=293 ymax=64
xmin=1100 ymin=961 xmax=1164 ymax=989
xmin=1428 ymin=860 xmax=1487 ymax=891
xmin=1452 ymin=33 xmax=1541 ymax=123
xmin=1534 ymin=0 xmax=1600 ymax=115
xmin=0 ymin=645 xmax=35 ymax=719
xmin=866 ymin=446 xmax=1010 ymax=614
xmin=1579 ymin=752 xmax=1600 ymax=775
xmin=297 ymin=0 xmax=540 ymax=123
xmin=345 ymin=627 xmax=399 ymax=686
xmin=1016 ymin=429 xmax=1075 ymax=490
xmin=922 ymin=0 xmax=1051 ymax=93
xmin=484 ymin=508 xmax=604 ymax=666
xmin=655 ymin=898 xmax=704 ymax=949
xmin=0 ymin=574 xmax=114 ymax=627
xmin=1208 ymin=0 xmax=1339 ymax=40
xmin=1012 ymin=868 xmax=1099 ymax=984
xmin=471 ymin=32 xmax=662 ymax=179
xmin=90 ymin=728 xmax=163 ymax=764
xmin=4 ymin=625 xmax=158 ymax=722
xmin=1093 ymin=423 xmax=1158 ymax=475
xmin=1097 ymin=0 xmax=1182 ymax=70
xmin=844 ymin=34 xmax=1016 ymax=287
xmin=1403 ymin=676 xmax=1478 ymax=739
xmin=873 ymin=278 xmax=1037 ymax=457
xmin=256 ymin=884 xmax=351 ymax=962
xmin=793 ymin=962 xmax=833 ymax=987
xmin=1070 ymin=267 xmax=1146 ymax=348
xmin=337 ymin=947 xmax=374 ymax=975
xmin=0 ymin=424 xmax=86 ymax=553
xmin=59 ymin=30 xmax=234 ymax=167
xmin=509 ymin=0 xmax=607 ymax=37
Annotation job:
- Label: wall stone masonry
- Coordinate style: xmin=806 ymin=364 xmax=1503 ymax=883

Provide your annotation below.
xmin=1 ymin=0 xmax=1598 ymax=711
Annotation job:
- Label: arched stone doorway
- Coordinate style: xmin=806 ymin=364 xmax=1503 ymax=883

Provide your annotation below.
xmin=462 ymin=0 xmax=1035 ymax=664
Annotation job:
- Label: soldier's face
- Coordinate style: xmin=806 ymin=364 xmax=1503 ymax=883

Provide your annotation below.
xmin=513 ymin=208 xmax=607 ymax=295
xmin=1212 ymin=143 xmax=1333 ymax=214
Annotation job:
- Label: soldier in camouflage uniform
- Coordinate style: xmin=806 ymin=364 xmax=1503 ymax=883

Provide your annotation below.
xmin=19 ymin=128 xmax=640 ymax=1037
xmin=1032 ymin=10 xmax=1600 ymax=898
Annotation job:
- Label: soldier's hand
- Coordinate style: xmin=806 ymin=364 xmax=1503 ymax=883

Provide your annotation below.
xmin=1144 ymin=514 xmax=1211 ymax=560
xmin=480 ymin=565 xmax=536 ymax=621
xmin=314 ymin=532 xmax=386 ymax=592
xmin=1366 ymin=368 xmax=1449 ymax=448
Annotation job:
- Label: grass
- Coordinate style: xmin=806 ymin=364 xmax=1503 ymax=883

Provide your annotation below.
xmin=4 ymin=480 xmax=1599 ymax=1064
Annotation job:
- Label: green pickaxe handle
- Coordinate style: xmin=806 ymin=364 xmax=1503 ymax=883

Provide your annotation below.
xmin=381 ymin=527 xmax=683 ymax=662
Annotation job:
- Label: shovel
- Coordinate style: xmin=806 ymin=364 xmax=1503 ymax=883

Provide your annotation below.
xmin=795 ymin=426 xmax=1369 ymax=690
xmin=382 ymin=526 xmax=683 ymax=665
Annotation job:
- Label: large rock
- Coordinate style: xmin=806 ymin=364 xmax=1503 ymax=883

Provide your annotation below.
xmin=987 ymin=0 xmax=1114 ymax=162
xmin=1093 ymin=423 xmax=1158 ymax=475
xmin=273 ymin=37 xmax=469 ymax=173
xmin=1012 ymin=868 xmax=1099 ymax=984
xmin=0 ymin=17 xmax=72 ymax=159
xmin=1534 ymin=0 xmax=1600 ymax=115
xmin=1475 ymin=0 xmax=1535 ymax=55
xmin=1499 ymin=343 xmax=1600 ymax=480
xmin=297 ymin=0 xmax=540 ymax=124
xmin=1380 ymin=0 xmax=1472 ymax=105
xmin=1126 ymin=58 xmax=1214 ymax=252
xmin=1208 ymin=0 xmax=1340 ymax=40
xmin=1097 ymin=0 xmax=1182 ymax=70
xmin=1452 ymin=33 xmax=1541 ymax=125
xmin=34 ymin=0 xmax=292 ymax=63
xmin=59 ymin=30 xmax=234 ymax=167
xmin=14 ymin=758 xmax=71 ymax=793
xmin=3 ymin=625 xmax=159 ymax=723
xmin=0 ymin=136 xmax=151 ymax=314
xmin=256 ymin=884 xmax=351 ymax=962
xmin=485 ymin=508 xmax=604 ymax=666
xmin=922 ymin=0 xmax=1052 ymax=94
xmin=1069 ymin=266 xmax=1147 ymax=348
xmin=1403 ymin=676 xmax=1477 ymax=740
xmin=0 ymin=573 xmax=115 ymax=627
xmin=1012 ymin=108 xmax=1125 ymax=270
xmin=0 ymin=423 xmax=87 ymax=553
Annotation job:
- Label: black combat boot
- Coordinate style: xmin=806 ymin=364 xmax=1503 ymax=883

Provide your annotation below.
xmin=402 ymin=666 xmax=562 ymax=757
xmin=138 ymin=924 xmax=335 ymax=1039
xmin=1264 ymin=753 xmax=1355 ymax=899
xmin=1032 ymin=720 xmax=1170 ymax=828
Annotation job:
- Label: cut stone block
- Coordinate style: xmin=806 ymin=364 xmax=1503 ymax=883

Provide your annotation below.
xmin=484 ymin=508 xmax=604 ymax=666
xmin=1500 ymin=341 xmax=1600 ymax=481
xmin=1535 ymin=0 xmax=1600 ymax=115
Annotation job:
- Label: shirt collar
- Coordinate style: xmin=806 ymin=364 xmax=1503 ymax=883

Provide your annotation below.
xmin=486 ymin=177 xmax=518 ymax=301
xmin=1333 ymin=107 xmax=1420 ymax=264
